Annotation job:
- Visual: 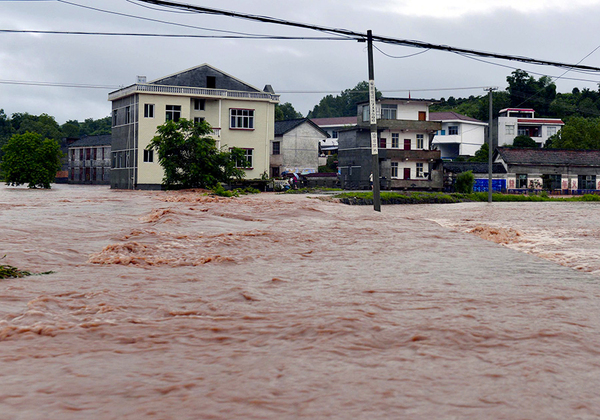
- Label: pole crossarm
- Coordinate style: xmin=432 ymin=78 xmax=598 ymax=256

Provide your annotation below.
xmin=137 ymin=0 xmax=600 ymax=72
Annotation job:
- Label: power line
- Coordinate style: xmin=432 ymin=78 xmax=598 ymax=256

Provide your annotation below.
xmin=0 ymin=29 xmax=348 ymax=40
xmin=137 ymin=0 xmax=600 ymax=73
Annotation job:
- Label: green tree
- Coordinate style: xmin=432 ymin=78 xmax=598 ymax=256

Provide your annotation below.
xmin=512 ymin=135 xmax=538 ymax=148
xmin=549 ymin=116 xmax=600 ymax=149
xmin=455 ymin=170 xmax=475 ymax=193
xmin=1 ymin=132 xmax=62 ymax=188
xmin=275 ymin=103 xmax=303 ymax=121
xmin=149 ymin=119 xmax=247 ymax=189
xmin=10 ymin=113 xmax=62 ymax=141
xmin=0 ymin=109 xmax=14 ymax=160
xmin=506 ymin=70 xmax=556 ymax=116
xmin=468 ymin=143 xmax=489 ymax=162
xmin=307 ymin=81 xmax=382 ymax=118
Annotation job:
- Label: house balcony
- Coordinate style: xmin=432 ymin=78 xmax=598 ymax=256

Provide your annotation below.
xmin=108 ymin=84 xmax=280 ymax=103
xmin=432 ymin=134 xmax=462 ymax=144
xmin=358 ymin=118 xmax=441 ymax=133
xmin=379 ymin=148 xmax=441 ymax=161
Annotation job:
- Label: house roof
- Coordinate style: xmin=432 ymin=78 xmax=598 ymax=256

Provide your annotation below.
xmin=310 ymin=116 xmax=357 ymax=127
xmin=274 ymin=118 xmax=329 ymax=137
xmin=68 ymin=134 xmax=112 ymax=148
xmin=429 ymin=112 xmax=486 ymax=124
xmin=148 ymin=63 xmax=265 ymax=93
xmin=496 ymin=147 xmax=600 ymax=167
xmin=499 ymin=108 xmax=535 ymax=113
xmin=443 ymin=161 xmax=507 ymax=174
xmin=516 ymin=118 xmax=564 ymax=125
xmin=356 ymin=97 xmax=436 ymax=105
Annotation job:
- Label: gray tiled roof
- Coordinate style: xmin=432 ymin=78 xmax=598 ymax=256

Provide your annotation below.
xmin=68 ymin=134 xmax=112 ymax=148
xmin=275 ymin=118 xmax=329 ymax=137
xmin=497 ymin=147 xmax=600 ymax=167
xmin=443 ymin=161 xmax=506 ymax=174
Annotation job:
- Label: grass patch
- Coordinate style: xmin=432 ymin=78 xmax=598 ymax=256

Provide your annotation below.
xmin=334 ymin=191 xmax=600 ymax=205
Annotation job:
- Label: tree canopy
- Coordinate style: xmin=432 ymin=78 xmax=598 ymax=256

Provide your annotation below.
xmin=548 ymin=116 xmax=600 ymax=149
xmin=1 ymin=132 xmax=62 ymax=188
xmin=149 ymin=118 xmax=248 ymax=189
xmin=307 ymin=81 xmax=382 ymax=118
xmin=468 ymin=143 xmax=489 ymax=162
xmin=275 ymin=102 xmax=303 ymax=121
xmin=512 ymin=135 xmax=538 ymax=148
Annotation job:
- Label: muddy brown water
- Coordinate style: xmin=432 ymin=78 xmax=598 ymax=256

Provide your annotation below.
xmin=1 ymin=184 xmax=600 ymax=419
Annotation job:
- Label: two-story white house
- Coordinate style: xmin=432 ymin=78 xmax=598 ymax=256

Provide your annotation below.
xmin=497 ymin=108 xmax=563 ymax=148
xmin=108 ymin=64 xmax=279 ymax=189
xmin=338 ymin=98 xmax=442 ymax=190
xmin=430 ymin=112 xmax=487 ymax=159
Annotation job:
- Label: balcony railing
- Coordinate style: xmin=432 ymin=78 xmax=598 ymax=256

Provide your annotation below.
xmin=108 ymin=84 xmax=280 ymax=102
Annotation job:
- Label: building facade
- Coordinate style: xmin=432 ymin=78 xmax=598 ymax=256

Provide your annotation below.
xmin=271 ymin=119 xmax=328 ymax=178
xmin=495 ymin=147 xmax=600 ymax=193
xmin=68 ymin=134 xmax=111 ymax=184
xmin=338 ymin=98 xmax=442 ymax=190
xmin=310 ymin=116 xmax=357 ymax=156
xmin=497 ymin=108 xmax=563 ymax=148
xmin=430 ymin=112 xmax=487 ymax=159
xmin=108 ymin=64 xmax=279 ymax=189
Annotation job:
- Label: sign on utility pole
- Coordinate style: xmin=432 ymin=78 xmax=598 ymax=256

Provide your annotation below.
xmin=485 ymin=87 xmax=498 ymax=203
xmin=367 ymin=30 xmax=381 ymax=212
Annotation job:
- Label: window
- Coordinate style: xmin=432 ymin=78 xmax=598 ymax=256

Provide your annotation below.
xmin=505 ymin=125 xmax=515 ymax=135
xmin=518 ymin=128 xmax=529 ymax=136
xmin=516 ymin=174 xmax=528 ymax=189
xmin=438 ymin=129 xmax=446 ymax=136
xmin=391 ymin=133 xmax=399 ymax=148
xmin=125 ymin=106 xmax=131 ymax=124
xmin=143 ymin=149 xmax=153 ymax=163
xmin=207 ymin=76 xmax=216 ymax=89
xmin=112 ymin=109 xmax=118 ymax=126
xmin=416 ymin=163 xmax=424 ymax=178
xmin=193 ymin=99 xmax=205 ymax=111
xmin=416 ymin=134 xmax=424 ymax=149
xmin=233 ymin=148 xmax=253 ymax=168
xmin=418 ymin=111 xmax=426 ymax=121
xmin=194 ymin=117 xmax=205 ymax=125
xmin=547 ymin=126 xmax=557 ymax=136
xmin=331 ymin=131 xmax=338 ymax=139
xmin=362 ymin=105 xmax=369 ymax=122
xmin=578 ymin=175 xmax=596 ymax=190
xmin=272 ymin=141 xmax=280 ymax=155
xmin=448 ymin=126 xmax=459 ymax=135
xmin=381 ymin=104 xmax=397 ymax=120
xmin=166 ymin=105 xmax=181 ymax=122
xmin=379 ymin=137 xmax=386 ymax=149
xmin=230 ymin=109 xmax=254 ymax=129
xmin=144 ymin=104 xmax=154 ymax=118
xmin=391 ymin=162 xmax=398 ymax=178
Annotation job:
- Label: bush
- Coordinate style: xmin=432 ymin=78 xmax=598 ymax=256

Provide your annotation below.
xmin=455 ymin=171 xmax=475 ymax=193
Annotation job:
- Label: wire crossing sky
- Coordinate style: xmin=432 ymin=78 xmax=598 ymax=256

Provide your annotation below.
xmin=136 ymin=0 xmax=600 ymax=73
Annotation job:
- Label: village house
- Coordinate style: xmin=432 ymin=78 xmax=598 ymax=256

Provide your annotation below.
xmin=430 ymin=112 xmax=487 ymax=159
xmin=108 ymin=64 xmax=279 ymax=189
xmin=310 ymin=116 xmax=357 ymax=157
xmin=495 ymin=147 xmax=600 ymax=193
xmin=68 ymin=134 xmax=111 ymax=184
xmin=271 ymin=118 xmax=328 ymax=178
xmin=338 ymin=98 xmax=442 ymax=190
xmin=497 ymin=108 xmax=564 ymax=148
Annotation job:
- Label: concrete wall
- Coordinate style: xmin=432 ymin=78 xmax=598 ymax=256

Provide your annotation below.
xmin=279 ymin=123 xmax=325 ymax=173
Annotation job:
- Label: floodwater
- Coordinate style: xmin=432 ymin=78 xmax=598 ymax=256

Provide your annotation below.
xmin=1 ymin=184 xmax=600 ymax=419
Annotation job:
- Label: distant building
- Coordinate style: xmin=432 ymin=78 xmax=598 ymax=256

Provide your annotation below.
xmin=497 ymin=108 xmax=563 ymax=148
xmin=442 ymin=161 xmax=507 ymax=192
xmin=271 ymin=118 xmax=328 ymax=177
xmin=430 ymin=112 xmax=487 ymax=159
xmin=68 ymin=134 xmax=111 ymax=184
xmin=108 ymin=64 xmax=279 ymax=189
xmin=310 ymin=116 xmax=357 ymax=156
xmin=338 ymin=98 xmax=442 ymax=190
xmin=495 ymin=147 xmax=600 ymax=192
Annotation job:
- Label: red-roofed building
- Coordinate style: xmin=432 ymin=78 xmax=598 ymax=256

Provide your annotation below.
xmin=497 ymin=108 xmax=563 ymax=148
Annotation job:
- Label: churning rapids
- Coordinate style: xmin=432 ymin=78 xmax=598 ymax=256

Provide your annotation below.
xmin=2 ymin=184 xmax=600 ymax=419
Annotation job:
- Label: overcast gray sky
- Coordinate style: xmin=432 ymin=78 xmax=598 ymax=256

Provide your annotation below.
xmin=2 ymin=0 xmax=600 ymax=123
